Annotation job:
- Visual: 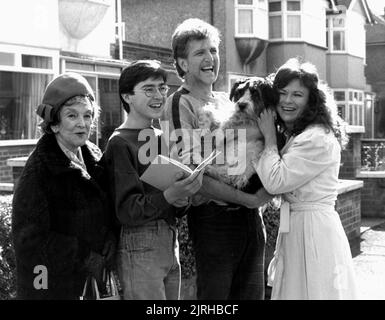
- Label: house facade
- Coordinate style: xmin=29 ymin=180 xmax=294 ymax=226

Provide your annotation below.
xmin=0 ymin=0 xmax=375 ymax=187
xmin=120 ymin=0 xmax=373 ymax=130
xmin=365 ymin=12 xmax=385 ymax=138
xmin=0 ymin=0 xmax=126 ymax=185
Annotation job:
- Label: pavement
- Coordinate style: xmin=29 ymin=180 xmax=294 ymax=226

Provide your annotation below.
xmin=352 ymin=217 xmax=385 ymax=300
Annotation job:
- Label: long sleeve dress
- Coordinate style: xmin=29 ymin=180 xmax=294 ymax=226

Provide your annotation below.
xmin=254 ymin=124 xmax=358 ymax=300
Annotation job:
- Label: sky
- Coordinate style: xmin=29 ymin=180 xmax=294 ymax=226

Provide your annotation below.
xmin=367 ymin=0 xmax=385 ymax=15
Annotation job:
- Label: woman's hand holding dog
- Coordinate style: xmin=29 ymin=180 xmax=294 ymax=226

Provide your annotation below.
xmin=257 ymin=109 xmax=277 ymax=148
xmin=164 ymin=170 xmax=204 ymax=205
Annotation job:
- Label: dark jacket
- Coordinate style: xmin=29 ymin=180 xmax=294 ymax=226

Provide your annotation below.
xmin=12 ymin=133 xmax=112 ymax=300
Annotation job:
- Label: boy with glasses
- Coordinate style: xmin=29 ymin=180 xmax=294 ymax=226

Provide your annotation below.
xmin=162 ymin=18 xmax=271 ymax=300
xmin=102 ymin=60 xmax=203 ymax=300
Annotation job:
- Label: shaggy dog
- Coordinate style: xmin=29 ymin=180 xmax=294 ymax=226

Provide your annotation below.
xmin=202 ymin=76 xmax=282 ymax=193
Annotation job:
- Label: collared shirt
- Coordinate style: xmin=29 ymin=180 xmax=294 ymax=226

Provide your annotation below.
xmin=57 ymin=139 xmax=89 ymax=176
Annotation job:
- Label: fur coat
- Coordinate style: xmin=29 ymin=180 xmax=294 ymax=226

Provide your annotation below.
xmin=12 ymin=133 xmax=113 ymax=300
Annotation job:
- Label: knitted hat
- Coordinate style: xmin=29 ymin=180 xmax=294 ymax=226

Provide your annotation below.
xmin=36 ymin=72 xmax=95 ymax=122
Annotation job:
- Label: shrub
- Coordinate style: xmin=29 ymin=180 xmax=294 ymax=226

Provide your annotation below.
xmin=361 ymin=143 xmax=385 ymax=171
xmin=262 ymin=202 xmax=280 ymax=251
xmin=176 ymin=215 xmax=196 ymax=279
xmin=176 ymin=203 xmax=280 ymax=280
xmin=0 ymin=194 xmax=16 ymax=300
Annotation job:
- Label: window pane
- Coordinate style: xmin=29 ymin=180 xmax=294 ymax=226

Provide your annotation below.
xmin=333 ymin=17 xmax=345 ymax=27
xmin=97 ymin=78 xmax=121 ymax=151
xmin=269 ymin=15 xmax=282 ymax=38
xmin=349 ymin=104 xmax=354 ymax=125
xmin=337 ymin=104 xmax=346 ymax=119
xmin=287 ymin=1 xmax=300 ymax=11
xmin=269 ymin=1 xmax=281 ymax=11
xmin=259 ymin=0 xmax=267 ymax=9
xmin=21 ymin=55 xmax=52 ymax=69
xmin=0 ymin=71 xmax=51 ymax=140
xmin=358 ymin=105 xmax=363 ymax=125
xmin=0 ymin=52 xmax=14 ymax=66
xmin=326 ymin=30 xmax=329 ymax=48
xmin=354 ymin=105 xmax=359 ymax=125
xmin=287 ymin=15 xmax=301 ymax=38
xmin=66 ymin=61 xmax=95 ymax=72
xmin=238 ymin=9 xmax=253 ymax=34
xmin=238 ymin=0 xmax=253 ymax=4
xmin=333 ymin=31 xmax=345 ymax=50
xmin=95 ymin=65 xmax=122 ymax=75
xmin=334 ymin=91 xmax=345 ymax=101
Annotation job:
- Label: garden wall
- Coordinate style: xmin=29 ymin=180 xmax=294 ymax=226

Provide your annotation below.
xmin=357 ymin=138 xmax=385 ymax=218
xmin=0 ymin=141 xmax=35 ymax=185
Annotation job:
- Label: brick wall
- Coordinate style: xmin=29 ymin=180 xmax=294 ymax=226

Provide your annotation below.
xmin=357 ymin=139 xmax=385 ymax=218
xmin=0 ymin=145 xmax=35 ymax=183
xmin=360 ymin=178 xmax=385 ymax=218
xmin=336 ymin=188 xmax=361 ymax=240
xmin=340 ymin=132 xmax=362 ymax=180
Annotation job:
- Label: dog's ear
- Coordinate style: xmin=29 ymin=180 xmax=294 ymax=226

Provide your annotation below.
xmin=229 ymin=78 xmax=248 ymax=101
xmin=260 ymin=78 xmax=279 ymax=108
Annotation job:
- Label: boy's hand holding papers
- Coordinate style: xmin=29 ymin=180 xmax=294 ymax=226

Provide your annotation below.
xmin=140 ymin=150 xmax=221 ymax=191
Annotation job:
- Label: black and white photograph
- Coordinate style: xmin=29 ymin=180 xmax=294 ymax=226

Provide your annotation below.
xmin=1 ymin=0 xmax=385 ymax=314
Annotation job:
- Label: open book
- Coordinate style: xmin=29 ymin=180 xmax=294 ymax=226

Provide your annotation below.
xmin=140 ymin=150 xmax=221 ymax=191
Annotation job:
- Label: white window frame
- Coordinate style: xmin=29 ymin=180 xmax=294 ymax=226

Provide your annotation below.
xmin=0 ymin=44 xmax=58 ymax=143
xmin=326 ymin=15 xmax=346 ymax=53
xmin=268 ymin=0 xmax=302 ymax=41
xmin=0 ymin=44 xmax=59 ymax=75
xmin=234 ymin=0 xmax=268 ymax=38
xmin=332 ymin=88 xmax=365 ymax=131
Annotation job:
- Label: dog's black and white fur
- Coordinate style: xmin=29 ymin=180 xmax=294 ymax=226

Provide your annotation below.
xmin=204 ymin=76 xmax=282 ymax=193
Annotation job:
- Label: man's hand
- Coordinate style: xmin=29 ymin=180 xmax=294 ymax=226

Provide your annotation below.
xmin=244 ymin=188 xmax=274 ymax=209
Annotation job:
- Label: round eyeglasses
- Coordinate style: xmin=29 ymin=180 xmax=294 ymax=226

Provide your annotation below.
xmin=134 ymin=85 xmax=170 ymax=98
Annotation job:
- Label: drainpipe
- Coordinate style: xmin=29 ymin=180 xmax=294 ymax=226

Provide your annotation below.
xmin=210 ymin=0 xmax=214 ymax=25
xmin=116 ymin=0 xmax=123 ymax=60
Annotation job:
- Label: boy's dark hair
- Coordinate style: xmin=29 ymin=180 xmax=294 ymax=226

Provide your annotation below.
xmin=171 ymin=18 xmax=220 ymax=78
xmin=119 ymin=60 xmax=168 ymax=113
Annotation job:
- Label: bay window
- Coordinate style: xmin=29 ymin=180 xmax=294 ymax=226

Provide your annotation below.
xmin=333 ymin=89 xmax=364 ymax=127
xmin=268 ymin=0 xmax=301 ymax=40
xmin=326 ymin=16 xmax=346 ymax=52
xmin=235 ymin=0 xmax=268 ymax=39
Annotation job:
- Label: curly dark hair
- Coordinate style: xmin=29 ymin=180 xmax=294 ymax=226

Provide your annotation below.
xmin=272 ymin=58 xmax=349 ymax=149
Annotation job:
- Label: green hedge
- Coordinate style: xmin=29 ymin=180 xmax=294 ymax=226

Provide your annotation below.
xmin=0 ymin=194 xmax=16 ymax=300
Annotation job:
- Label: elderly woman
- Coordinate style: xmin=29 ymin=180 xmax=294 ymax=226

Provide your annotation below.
xmin=255 ymin=58 xmax=358 ymax=299
xmin=12 ymin=72 xmax=115 ymax=300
